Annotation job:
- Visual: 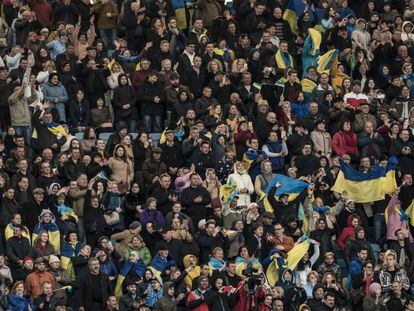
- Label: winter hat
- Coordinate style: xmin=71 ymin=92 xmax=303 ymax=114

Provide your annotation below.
xmin=369 ymin=282 xmax=381 ymax=294
xmin=49 ymin=255 xmax=60 ymax=264
xmin=145 ymin=197 xmax=157 ymax=208
xmin=354 ymin=226 xmax=365 ymax=236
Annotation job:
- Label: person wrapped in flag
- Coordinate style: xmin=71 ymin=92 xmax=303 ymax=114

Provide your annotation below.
xmin=115 ymin=250 xmax=147 ymax=297
xmin=243 ymin=138 xmax=268 ymax=180
xmin=60 ymin=231 xmax=83 ymax=280
xmin=208 ymin=247 xmax=226 ymax=274
xmin=149 ymin=245 xmax=177 ymax=276
xmin=32 ymin=209 xmax=60 ymax=255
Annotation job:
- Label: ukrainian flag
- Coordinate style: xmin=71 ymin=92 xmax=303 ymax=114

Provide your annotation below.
xmin=115 ymin=259 xmax=146 ymax=297
xmin=261 ymin=174 xmax=309 ymax=212
xmin=266 ymin=235 xmax=311 ymax=286
xmin=220 ymin=177 xmax=238 ymax=205
xmin=331 ymin=157 xmax=397 ymax=203
xmin=317 ymin=49 xmax=339 ymax=74
xmin=32 ymin=223 xmax=61 ymax=255
xmin=283 ymin=0 xmax=325 ymax=35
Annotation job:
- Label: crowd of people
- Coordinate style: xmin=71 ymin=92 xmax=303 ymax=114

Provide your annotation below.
xmin=1 ymin=0 xmax=414 ymax=309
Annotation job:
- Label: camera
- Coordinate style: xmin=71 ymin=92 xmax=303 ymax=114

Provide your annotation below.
xmin=242 ymin=268 xmax=263 ymax=291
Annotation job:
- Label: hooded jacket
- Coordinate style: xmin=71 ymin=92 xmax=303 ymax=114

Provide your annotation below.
xmin=337 ymin=214 xmax=361 ymax=250
xmin=154 ymin=281 xmax=179 ymax=311
xmin=183 ymin=255 xmax=201 ymax=288
xmin=344 ymin=226 xmax=375 ymax=266
xmin=351 ymin=19 xmax=371 ymax=52
xmin=227 ymin=163 xmax=254 ymax=207
xmin=402 ymin=21 xmax=414 ymax=42
xmin=32 ymin=209 xmax=60 ymax=254
xmin=112 ymin=74 xmax=137 ymax=121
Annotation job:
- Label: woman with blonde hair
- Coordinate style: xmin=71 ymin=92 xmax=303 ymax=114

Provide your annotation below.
xmin=230 ymin=58 xmax=248 ymax=85
xmin=6 ymin=281 xmax=33 ymax=310
xmin=206 ymin=59 xmax=223 ymax=84
xmin=107 ymin=62 xmax=124 ymax=90
xmin=36 ymin=60 xmax=56 ymax=84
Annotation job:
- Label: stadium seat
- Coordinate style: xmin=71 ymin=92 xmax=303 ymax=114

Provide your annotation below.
xmin=99 ymin=132 xmax=112 ymax=145
xmin=75 ymin=132 xmax=83 ymax=141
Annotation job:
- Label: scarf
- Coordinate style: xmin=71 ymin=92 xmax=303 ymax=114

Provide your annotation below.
xmin=57 ymin=204 xmax=72 ymax=215
xmin=313 ymin=206 xmax=330 ymax=213
xmin=209 ymin=256 xmax=226 ymax=271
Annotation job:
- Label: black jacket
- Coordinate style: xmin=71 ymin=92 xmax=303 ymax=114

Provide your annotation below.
xmin=113 ymin=76 xmax=137 ymax=121
xmin=77 ymin=271 xmax=110 ymax=310
xmin=61 ymin=159 xmax=86 ymax=183
xmin=180 ymin=186 xmax=211 ymax=223
xmin=6 ymin=235 xmax=33 ymax=267
xmin=31 ymin=110 xmax=67 ymax=153
xmin=137 ymin=80 xmax=165 ymax=116
xmin=68 ymin=99 xmax=91 ymax=129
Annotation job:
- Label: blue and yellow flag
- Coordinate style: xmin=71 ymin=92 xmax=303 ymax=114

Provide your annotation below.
xmin=308 ymin=28 xmax=321 ymax=56
xmin=317 ymin=49 xmax=339 ymax=74
xmin=220 ymin=177 xmax=238 ymax=205
xmin=404 ymin=199 xmax=414 ymax=227
xmin=283 ymin=0 xmax=325 ymax=35
xmin=261 ymin=174 xmax=309 ymax=212
xmin=115 ymin=259 xmax=146 ymax=297
xmin=266 ymin=236 xmax=311 ymax=286
xmin=331 ymin=157 xmax=397 ymax=203
xmin=32 ymin=223 xmax=61 ymax=255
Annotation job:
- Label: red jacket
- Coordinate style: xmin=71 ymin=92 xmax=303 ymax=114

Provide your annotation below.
xmin=337 ymin=214 xmax=361 ymax=250
xmin=187 ymin=289 xmax=209 ymax=311
xmin=332 ymin=131 xmax=359 ymax=157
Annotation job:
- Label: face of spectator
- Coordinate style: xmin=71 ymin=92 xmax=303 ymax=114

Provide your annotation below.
xmin=273 ymin=7 xmax=282 ymax=19
xmin=89 ymin=259 xmax=100 ymax=274
xmin=302 ymin=144 xmax=312 ymax=155
xmin=5 ymin=189 xmax=14 ymax=199
xmin=364 ymin=122 xmax=374 ymax=134
xmin=386 ymin=254 xmax=396 ymax=268
xmin=199 ymin=277 xmax=209 ymax=289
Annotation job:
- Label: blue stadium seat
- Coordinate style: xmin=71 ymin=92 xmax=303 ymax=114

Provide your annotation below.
xmin=99 ymin=132 xmax=112 ymax=145
xmin=75 ymin=132 xmax=83 ymax=141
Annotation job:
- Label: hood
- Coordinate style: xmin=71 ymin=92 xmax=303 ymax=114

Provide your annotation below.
xmin=233 ymin=161 xmax=246 ymax=174
xmin=403 ymin=21 xmax=414 ymax=34
xmin=183 ymin=254 xmax=199 ymax=268
xmin=356 ymin=18 xmax=367 ymax=31
xmin=38 ymin=209 xmax=56 ymax=223
xmin=280 ymin=268 xmax=293 ymax=284
xmin=162 ymin=281 xmax=174 ymax=296
xmin=346 ymin=214 xmax=361 ymax=227
xmin=261 ymin=159 xmax=273 ymax=174
xmin=354 ymin=226 xmax=364 ymax=237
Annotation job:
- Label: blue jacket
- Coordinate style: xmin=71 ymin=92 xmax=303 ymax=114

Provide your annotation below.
xmin=292 ymin=100 xmax=310 ymax=121
xmin=100 ymin=259 xmax=119 ymax=278
xmin=41 ymin=82 xmax=69 ymax=105
xmin=46 ymin=39 xmax=67 ymax=60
